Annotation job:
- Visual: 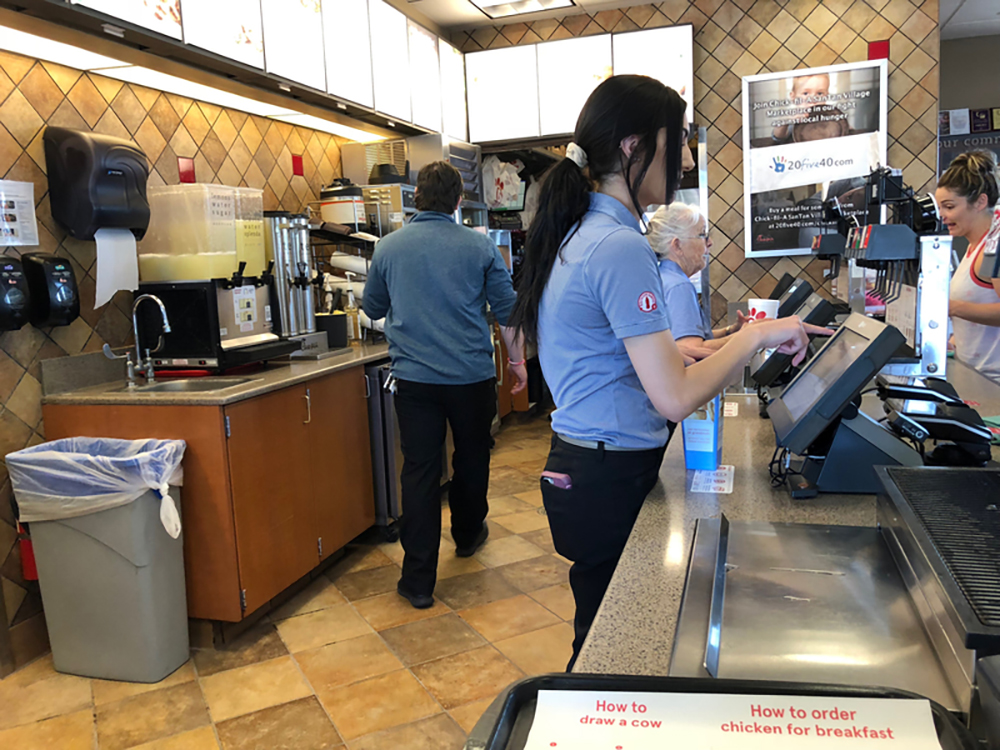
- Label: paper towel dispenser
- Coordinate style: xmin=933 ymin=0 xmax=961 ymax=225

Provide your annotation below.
xmin=22 ymin=253 xmax=79 ymax=327
xmin=0 ymin=257 xmax=30 ymax=331
xmin=43 ymin=127 xmax=150 ymax=241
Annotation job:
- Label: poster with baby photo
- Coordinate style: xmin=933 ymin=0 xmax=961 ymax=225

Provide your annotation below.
xmin=741 ymin=60 xmax=888 ymax=258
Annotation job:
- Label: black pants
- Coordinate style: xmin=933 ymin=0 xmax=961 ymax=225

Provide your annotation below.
xmin=541 ymin=433 xmax=671 ymax=671
xmin=394 ymin=378 xmax=497 ymax=595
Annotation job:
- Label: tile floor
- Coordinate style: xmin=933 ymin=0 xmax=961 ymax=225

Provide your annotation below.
xmin=0 ymin=413 xmax=571 ymax=749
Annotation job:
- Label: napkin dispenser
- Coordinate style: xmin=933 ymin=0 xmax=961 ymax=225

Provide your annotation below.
xmin=43 ymin=126 xmax=150 ymax=241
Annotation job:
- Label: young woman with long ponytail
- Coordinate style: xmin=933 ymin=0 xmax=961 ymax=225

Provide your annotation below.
xmin=509 ymin=75 xmax=829 ymax=669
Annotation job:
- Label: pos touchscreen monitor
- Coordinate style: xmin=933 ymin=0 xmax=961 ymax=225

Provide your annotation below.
xmin=776 ymin=278 xmax=813 ymax=318
xmin=768 ymin=313 xmax=905 ymax=454
xmin=751 ymin=293 xmax=837 ymax=388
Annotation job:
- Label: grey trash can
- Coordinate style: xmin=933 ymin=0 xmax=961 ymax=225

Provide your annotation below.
xmin=7 ymin=438 xmax=188 ymax=683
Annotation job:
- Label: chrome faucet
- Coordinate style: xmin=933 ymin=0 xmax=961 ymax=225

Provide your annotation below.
xmin=133 ymin=294 xmax=171 ymax=384
xmin=103 ymin=293 xmax=172 ymax=389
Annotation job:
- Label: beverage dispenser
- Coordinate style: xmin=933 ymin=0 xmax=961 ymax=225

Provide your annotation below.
xmin=264 ymin=211 xmax=317 ymax=339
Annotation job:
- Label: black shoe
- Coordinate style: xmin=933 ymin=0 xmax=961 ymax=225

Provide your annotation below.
xmin=397 ymin=583 xmax=434 ymax=610
xmin=455 ymin=524 xmax=489 ymax=558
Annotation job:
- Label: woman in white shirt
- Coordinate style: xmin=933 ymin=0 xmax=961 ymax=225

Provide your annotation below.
xmin=936 ymin=151 xmax=1000 ymax=384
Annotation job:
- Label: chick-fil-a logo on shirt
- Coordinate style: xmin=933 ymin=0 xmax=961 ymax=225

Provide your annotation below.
xmin=638 ymin=292 xmax=658 ymax=313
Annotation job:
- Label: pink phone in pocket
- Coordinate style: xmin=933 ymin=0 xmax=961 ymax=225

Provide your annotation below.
xmin=541 ymin=471 xmax=572 ymax=490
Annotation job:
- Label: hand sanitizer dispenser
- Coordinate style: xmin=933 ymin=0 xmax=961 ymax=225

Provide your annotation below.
xmin=43 ymin=126 xmax=150 ymax=241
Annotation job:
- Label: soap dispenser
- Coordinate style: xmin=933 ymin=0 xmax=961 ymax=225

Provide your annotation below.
xmin=0 ymin=257 xmax=30 ymax=331
xmin=344 ymin=271 xmax=362 ymax=346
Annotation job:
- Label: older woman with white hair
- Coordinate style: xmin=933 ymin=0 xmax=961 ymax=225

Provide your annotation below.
xmin=647 ymin=203 xmax=747 ymax=359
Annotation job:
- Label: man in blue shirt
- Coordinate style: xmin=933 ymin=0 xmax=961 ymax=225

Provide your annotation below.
xmin=363 ymin=161 xmax=526 ymax=609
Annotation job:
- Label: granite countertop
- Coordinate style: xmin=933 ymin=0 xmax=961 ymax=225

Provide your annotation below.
xmin=574 ymin=359 xmax=1000 ymax=676
xmin=42 ymin=343 xmax=390 ymax=407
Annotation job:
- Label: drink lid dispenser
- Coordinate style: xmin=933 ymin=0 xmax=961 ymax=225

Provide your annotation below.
xmin=43 ymin=126 xmax=150 ymax=241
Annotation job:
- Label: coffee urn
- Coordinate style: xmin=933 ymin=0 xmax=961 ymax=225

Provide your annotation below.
xmin=264 ymin=211 xmax=317 ymax=338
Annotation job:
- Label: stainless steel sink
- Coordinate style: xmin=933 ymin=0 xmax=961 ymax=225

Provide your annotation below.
xmin=111 ymin=378 xmax=254 ymax=393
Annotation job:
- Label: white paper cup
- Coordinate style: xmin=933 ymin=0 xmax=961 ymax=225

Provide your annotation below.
xmin=746 ymin=298 xmax=780 ymax=321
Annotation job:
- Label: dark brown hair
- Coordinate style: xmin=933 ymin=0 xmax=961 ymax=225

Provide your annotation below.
xmin=509 ymin=75 xmax=687 ymax=347
xmin=415 ymin=161 xmax=463 ymax=213
xmin=938 ymin=150 xmax=1000 ymax=208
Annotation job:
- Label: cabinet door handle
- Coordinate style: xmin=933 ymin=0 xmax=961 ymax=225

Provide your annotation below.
xmin=304 ymin=389 xmax=312 ymax=424
xmin=495 ymin=341 xmax=504 ymax=386
xmin=364 ymin=373 xmax=371 ymax=399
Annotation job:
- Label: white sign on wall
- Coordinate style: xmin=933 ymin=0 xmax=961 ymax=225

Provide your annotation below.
xmin=466 ymin=45 xmax=540 ymax=143
xmin=742 ymin=59 xmax=888 ymax=258
xmin=440 ymin=40 xmax=467 ymax=141
xmin=369 ymin=0 xmax=411 ymax=121
xmin=261 ymin=0 xmax=326 ymax=91
xmin=72 ymin=0 xmax=182 ymax=39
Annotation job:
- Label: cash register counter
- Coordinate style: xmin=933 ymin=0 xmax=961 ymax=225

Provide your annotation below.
xmin=574 ymin=359 xmax=1000 ymax=676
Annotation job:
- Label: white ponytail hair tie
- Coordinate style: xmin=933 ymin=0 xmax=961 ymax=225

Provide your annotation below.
xmin=566 ymin=142 xmax=588 ymax=170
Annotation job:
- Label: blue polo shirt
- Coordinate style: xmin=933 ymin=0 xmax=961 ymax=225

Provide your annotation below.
xmin=363 ymin=211 xmax=516 ymax=385
xmin=538 ymin=193 xmax=672 ymax=449
xmin=658 ymin=258 xmax=713 ymax=340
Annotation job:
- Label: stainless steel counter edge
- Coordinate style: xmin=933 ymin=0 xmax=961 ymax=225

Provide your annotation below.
xmin=41 ymin=343 xmax=391 ymax=407
xmin=572 ymin=360 xmax=1000 ymax=676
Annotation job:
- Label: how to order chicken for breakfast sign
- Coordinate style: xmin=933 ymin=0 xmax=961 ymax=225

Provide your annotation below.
xmin=521 ymin=691 xmax=942 ymax=748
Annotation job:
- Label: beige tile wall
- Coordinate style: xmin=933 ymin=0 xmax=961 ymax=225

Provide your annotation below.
xmin=452 ymin=0 xmax=941 ymax=324
xmin=0 ymin=49 xmax=350 ymax=674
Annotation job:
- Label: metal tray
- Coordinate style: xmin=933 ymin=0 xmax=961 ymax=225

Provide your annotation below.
xmin=464 ymin=674 xmax=977 ymax=750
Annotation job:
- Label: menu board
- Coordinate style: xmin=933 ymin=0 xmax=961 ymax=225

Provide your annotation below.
xmin=612 ymin=26 xmax=694 ymax=114
xmin=440 ymin=40 xmax=467 ymax=141
xmin=261 ymin=0 xmax=326 ymax=91
xmin=369 ymin=0 xmax=411 ymax=121
xmin=466 ymin=46 xmax=539 ymax=142
xmin=408 ymin=21 xmax=441 ymax=132
xmin=71 ymin=0 xmax=182 ymax=40
xmin=322 ymin=0 xmax=374 ymax=108
xmin=183 ymin=0 xmax=264 ymax=69
xmin=537 ymin=35 xmax=611 ymax=136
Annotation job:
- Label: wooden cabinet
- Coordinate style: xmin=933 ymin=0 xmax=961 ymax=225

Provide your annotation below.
xmin=43 ymin=364 xmax=376 ymax=622
xmin=306 ymin=368 xmax=375 ymax=563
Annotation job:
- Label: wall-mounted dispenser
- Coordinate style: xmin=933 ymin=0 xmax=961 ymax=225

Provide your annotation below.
xmin=43 ymin=127 xmax=150 ymax=241
xmin=22 ymin=253 xmax=79 ymax=327
xmin=0 ymin=257 xmax=30 ymax=331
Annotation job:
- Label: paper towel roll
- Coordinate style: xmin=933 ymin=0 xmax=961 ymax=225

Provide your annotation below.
xmin=94 ymin=227 xmax=139 ymax=308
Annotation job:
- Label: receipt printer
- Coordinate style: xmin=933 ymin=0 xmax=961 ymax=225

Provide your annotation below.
xmin=0 ymin=257 xmax=30 ymax=330
xmin=44 ymin=127 xmax=150 ymax=241
xmin=22 ymin=253 xmax=78 ymax=327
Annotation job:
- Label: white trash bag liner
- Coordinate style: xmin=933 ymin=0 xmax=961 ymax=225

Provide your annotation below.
xmin=7 ymin=437 xmax=186 ymax=538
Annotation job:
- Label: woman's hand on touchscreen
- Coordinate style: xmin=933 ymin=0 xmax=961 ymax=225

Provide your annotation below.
xmin=752 ymin=316 xmax=834 ymax=366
